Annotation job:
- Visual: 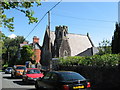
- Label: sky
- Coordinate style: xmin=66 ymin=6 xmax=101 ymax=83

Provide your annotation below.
xmin=2 ymin=1 xmax=119 ymax=47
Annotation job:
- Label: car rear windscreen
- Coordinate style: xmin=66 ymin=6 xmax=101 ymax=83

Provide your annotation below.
xmin=60 ymin=72 xmax=86 ymax=81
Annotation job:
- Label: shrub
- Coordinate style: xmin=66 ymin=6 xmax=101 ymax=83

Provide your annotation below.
xmin=58 ymin=54 xmax=120 ymax=67
xmin=101 ymin=54 xmax=119 ymax=66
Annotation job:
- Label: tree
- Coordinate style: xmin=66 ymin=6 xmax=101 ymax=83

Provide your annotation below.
xmin=0 ymin=32 xmax=5 ymax=68
xmin=0 ymin=1 xmax=41 ymax=32
xmin=112 ymin=23 xmax=120 ymax=54
xmin=2 ymin=35 xmax=25 ymax=65
xmin=0 ymin=32 xmax=5 ymax=59
xmin=20 ymin=45 xmax=34 ymax=64
xmin=97 ymin=39 xmax=112 ymax=55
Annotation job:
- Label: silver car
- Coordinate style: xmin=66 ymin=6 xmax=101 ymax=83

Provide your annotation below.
xmin=5 ymin=67 xmax=13 ymax=74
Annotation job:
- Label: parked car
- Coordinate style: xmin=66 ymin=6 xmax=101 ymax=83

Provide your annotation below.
xmin=11 ymin=65 xmax=26 ymax=78
xmin=5 ymin=67 xmax=13 ymax=74
xmin=22 ymin=68 xmax=44 ymax=84
xmin=35 ymin=71 xmax=91 ymax=90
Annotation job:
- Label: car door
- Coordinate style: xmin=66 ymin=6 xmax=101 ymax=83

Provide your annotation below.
xmin=48 ymin=73 xmax=59 ymax=89
xmin=37 ymin=72 xmax=52 ymax=89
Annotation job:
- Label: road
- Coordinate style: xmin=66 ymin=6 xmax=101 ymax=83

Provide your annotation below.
xmin=1 ymin=72 xmax=36 ymax=90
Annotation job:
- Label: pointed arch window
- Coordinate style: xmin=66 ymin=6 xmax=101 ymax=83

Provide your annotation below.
xmin=64 ymin=31 xmax=66 ymax=37
xmin=64 ymin=50 xmax=68 ymax=57
xmin=59 ymin=32 xmax=62 ymax=38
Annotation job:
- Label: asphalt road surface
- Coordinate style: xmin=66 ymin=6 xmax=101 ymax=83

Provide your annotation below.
xmin=1 ymin=72 xmax=36 ymax=90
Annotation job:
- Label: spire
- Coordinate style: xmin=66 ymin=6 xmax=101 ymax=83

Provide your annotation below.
xmin=45 ymin=25 xmax=50 ymax=38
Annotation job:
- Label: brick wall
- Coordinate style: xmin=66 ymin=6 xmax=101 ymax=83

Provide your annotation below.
xmin=32 ymin=49 xmax=41 ymax=63
xmin=32 ymin=36 xmax=41 ymax=63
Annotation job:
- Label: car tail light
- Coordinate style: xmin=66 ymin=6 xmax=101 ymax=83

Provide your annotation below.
xmin=63 ymin=85 xmax=69 ymax=90
xmin=87 ymin=82 xmax=91 ymax=88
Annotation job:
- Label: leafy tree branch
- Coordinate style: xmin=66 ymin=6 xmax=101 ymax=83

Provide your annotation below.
xmin=0 ymin=1 xmax=41 ymax=32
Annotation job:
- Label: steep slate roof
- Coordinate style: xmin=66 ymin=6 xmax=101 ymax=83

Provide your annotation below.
xmin=49 ymin=31 xmax=94 ymax=56
xmin=67 ymin=33 xmax=93 ymax=56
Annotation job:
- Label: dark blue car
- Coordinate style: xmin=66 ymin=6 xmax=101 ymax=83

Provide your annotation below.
xmin=35 ymin=71 xmax=91 ymax=90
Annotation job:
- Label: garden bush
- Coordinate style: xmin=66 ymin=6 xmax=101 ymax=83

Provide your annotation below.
xmin=58 ymin=54 xmax=120 ymax=67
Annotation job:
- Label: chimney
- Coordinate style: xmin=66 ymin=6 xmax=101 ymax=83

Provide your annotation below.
xmin=33 ymin=36 xmax=39 ymax=43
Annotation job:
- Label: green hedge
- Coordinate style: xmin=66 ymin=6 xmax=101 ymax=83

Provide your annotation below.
xmin=59 ymin=54 xmax=120 ymax=67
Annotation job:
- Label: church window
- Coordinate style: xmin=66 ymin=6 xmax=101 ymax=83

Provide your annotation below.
xmin=64 ymin=50 xmax=68 ymax=57
xmin=59 ymin=32 xmax=62 ymax=38
xmin=64 ymin=31 xmax=66 ymax=37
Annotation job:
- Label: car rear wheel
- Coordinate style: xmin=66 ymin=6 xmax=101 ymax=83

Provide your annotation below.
xmin=11 ymin=74 xmax=14 ymax=78
xmin=23 ymin=78 xmax=28 ymax=84
xmin=35 ymin=82 xmax=39 ymax=89
xmin=22 ymin=78 xmax=25 ymax=82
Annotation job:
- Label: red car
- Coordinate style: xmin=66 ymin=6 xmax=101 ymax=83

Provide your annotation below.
xmin=22 ymin=68 xmax=44 ymax=83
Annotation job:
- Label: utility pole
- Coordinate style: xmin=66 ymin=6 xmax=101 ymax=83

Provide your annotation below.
xmin=46 ymin=0 xmax=62 ymax=71
xmin=48 ymin=11 xmax=50 ymax=31
xmin=48 ymin=11 xmax=52 ymax=71
xmin=48 ymin=11 xmax=51 ymax=52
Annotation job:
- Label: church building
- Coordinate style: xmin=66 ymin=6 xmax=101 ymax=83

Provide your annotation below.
xmin=41 ymin=25 xmax=98 ymax=67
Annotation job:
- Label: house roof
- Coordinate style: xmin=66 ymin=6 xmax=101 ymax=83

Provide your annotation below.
xmin=30 ymin=43 xmax=42 ymax=49
xmin=49 ymin=31 xmax=94 ymax=56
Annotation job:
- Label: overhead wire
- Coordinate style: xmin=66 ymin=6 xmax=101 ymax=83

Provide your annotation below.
xmin=52 ymin=13 xmax=116 ymax=23
xmin=25 ymin=0 xmax=62 ymax=39
xmin=25 ymin=0 xmax=115 ymax=39
xmin=25 ymin=12 xmax=48 ymax=40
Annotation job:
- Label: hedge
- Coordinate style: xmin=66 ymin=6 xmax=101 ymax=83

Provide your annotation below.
xmin=58 ymin=54 xmax=120 ymax=67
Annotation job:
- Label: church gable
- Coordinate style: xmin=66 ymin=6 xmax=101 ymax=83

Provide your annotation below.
xmin=59 ymin=40 xmax=71 ymax=57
